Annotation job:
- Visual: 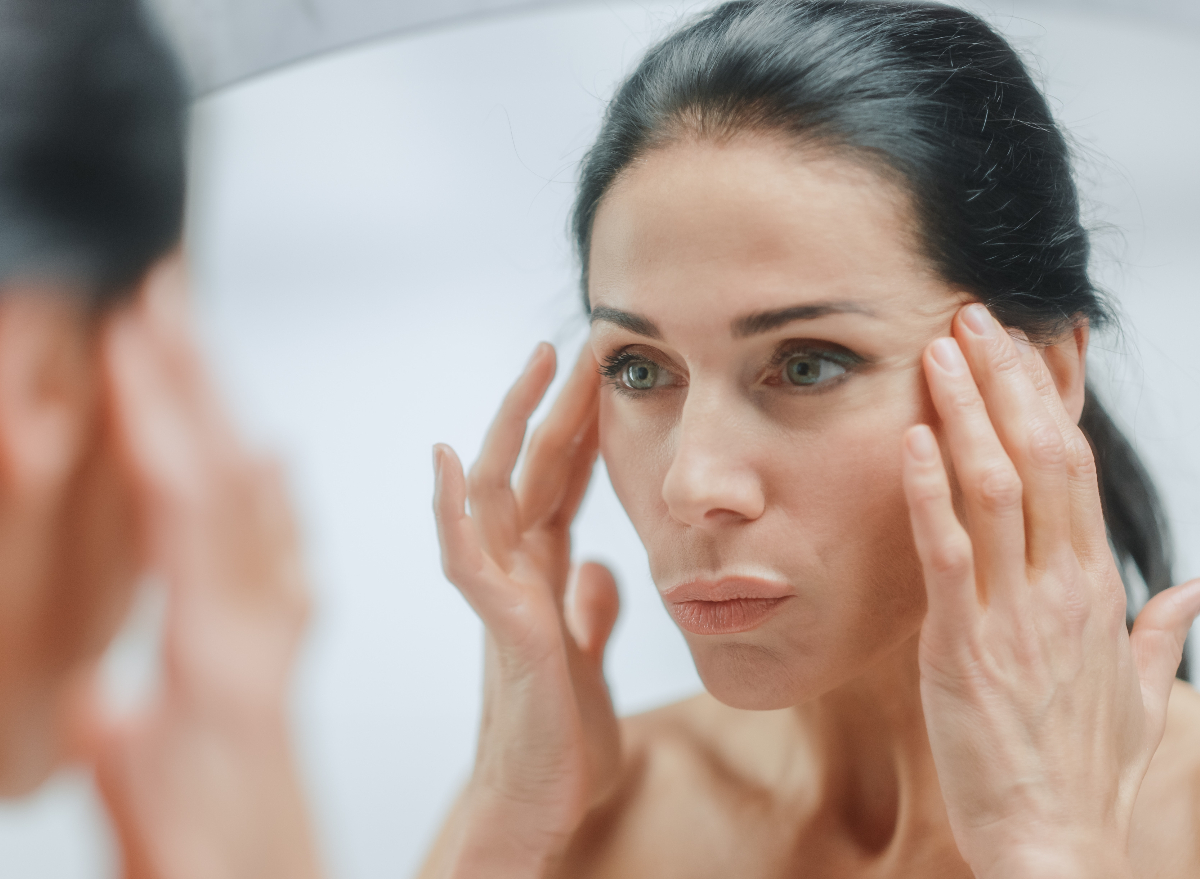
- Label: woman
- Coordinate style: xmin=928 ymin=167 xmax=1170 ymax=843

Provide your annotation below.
xmin=0 ymin=0 xmax=322 ymax=875
xmin=422 ymin=2 xmax=1200 ymax=877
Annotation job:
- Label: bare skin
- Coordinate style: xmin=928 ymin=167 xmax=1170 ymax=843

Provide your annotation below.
xmin=559 ymin=673 xmax=1200 ymax=877
xmin=0 ymin=254 xmax=322 ymax=879
xmin=424 ymin=137 xmax=1200 ymax=878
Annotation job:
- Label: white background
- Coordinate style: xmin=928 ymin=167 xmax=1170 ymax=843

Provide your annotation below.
xmin=0 ymin=2 xmax=1197 ymax=876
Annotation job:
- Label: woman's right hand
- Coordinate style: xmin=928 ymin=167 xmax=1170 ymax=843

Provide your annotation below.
xmin=424 ymin=343 xmax=619 ymax=878
xmin=76 ymin=254 xmax=321 ymax=879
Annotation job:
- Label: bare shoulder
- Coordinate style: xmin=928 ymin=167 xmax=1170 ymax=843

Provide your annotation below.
xmin=557 ymin=694 xmax=792 ymax=879
xmin=1130 ymin=680 xmax=1200 ymax=876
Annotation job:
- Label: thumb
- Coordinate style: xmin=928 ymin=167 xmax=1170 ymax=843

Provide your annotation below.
xmin=566 ymin=561 xmax=620 ymax=665
xmin=1130 ymin=578 xmax=1200 ymax=726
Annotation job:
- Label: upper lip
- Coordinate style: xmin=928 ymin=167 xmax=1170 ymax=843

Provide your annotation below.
xmin=661 ymin=576 xmax=792 ymax=603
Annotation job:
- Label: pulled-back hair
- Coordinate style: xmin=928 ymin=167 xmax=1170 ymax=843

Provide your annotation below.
xmin=571 ymin=0 xmax=1182 ymax=676
xmin=0 ymin=0 xmax=187 ymax=301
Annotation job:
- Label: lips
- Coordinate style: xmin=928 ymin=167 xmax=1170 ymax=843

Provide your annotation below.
xmin=662 ymin=577 xmax=792 ymax=636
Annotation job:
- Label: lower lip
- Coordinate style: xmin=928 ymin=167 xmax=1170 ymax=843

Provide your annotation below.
xmin=667 ymin=597 xmax=790 ymax=635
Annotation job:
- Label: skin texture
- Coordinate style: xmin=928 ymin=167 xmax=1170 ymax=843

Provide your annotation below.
xmin=0 ymin=254 xmax=322 ymax=879
xmin=426 ymin=137 xmax=1200 ymax=878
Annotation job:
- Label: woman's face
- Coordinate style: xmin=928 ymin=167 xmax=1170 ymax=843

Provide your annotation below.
xmin=589 ymin=136 xmax=967 ymax=709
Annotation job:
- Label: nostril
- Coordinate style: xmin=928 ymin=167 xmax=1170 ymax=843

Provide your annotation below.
xmin=704 ymin=508 xmax=750 ymax=524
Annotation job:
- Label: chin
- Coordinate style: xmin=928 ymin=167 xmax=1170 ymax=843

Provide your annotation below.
xmin=690 ymin=640 xmax=827 ymax=711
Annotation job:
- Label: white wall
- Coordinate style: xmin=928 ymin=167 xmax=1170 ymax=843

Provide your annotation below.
xmin=1 ymin=3 xmax=1197 ymax=876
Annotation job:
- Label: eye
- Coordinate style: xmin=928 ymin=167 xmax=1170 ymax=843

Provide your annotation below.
xmin=622 ymin=360 xmax=659 ymax=390
xmin=782 ymin=352 xmax=848 ymax=386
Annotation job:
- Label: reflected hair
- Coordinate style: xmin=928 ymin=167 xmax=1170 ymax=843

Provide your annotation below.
xmin=0 ymin=0 xmax=187 ymax=301
xmin=571 ymin=0 xmax=1182 ymax=676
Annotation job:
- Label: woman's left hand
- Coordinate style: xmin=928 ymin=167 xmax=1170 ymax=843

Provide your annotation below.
xmin=902 ymin=302 xmax=1200 ymax=879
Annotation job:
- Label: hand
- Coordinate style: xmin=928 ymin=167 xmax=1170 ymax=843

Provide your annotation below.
xmin=902 ymin=303 xmax=1200 ymax=879
xmin=76 ymin=256 xmax=321 ymax=879
xmin=424 ymin=343 xmax=619 ymax=878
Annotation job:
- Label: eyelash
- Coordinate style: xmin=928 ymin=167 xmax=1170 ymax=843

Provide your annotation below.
xmin=599 ymin=343 xmax=864 ymax=396
xmin=598 ymin=350 xmax=658 ymax=397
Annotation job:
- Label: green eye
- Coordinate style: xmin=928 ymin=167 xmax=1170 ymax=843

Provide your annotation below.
xmin=623 ymin=361 xmax=658 ymax=390
xmin=784 ymin=353 xmax=847 ymax=386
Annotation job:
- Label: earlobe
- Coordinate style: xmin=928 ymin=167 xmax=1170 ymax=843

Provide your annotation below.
xmin=1038 ymin=323 xmax=1089 ymax=424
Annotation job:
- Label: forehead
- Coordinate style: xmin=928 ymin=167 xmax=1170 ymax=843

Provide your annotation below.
xmin=587 ymin=136 xmax=948 ymax=324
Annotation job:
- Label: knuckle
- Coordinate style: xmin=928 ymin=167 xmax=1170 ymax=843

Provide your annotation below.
xmin=908 ymin=479 xmax=947 ymax=508
xmin=1027 ymin=359 xmax=1056 ymax=395
xmin=1102 ymin=588 xmax=1129 ymax=634
xmin=1025 ymin=420 xmax=1067 ymax=469
xmin=970 ymin=463 xmax=1023 ymax=513
xmin=1065 ymin=429 xmax=1097 ymax=478
xmin=1054 ymin=578 xmax=1091 ymax=629
xmin=990 ymin=340 xmax=1025 ymax=377
xmin=927 ymin=538 xmax=973 ymax=579
xmin=441 ymin=552 xmax=474 ymax=586
xmin=947 ymin=384 xmax=985 ymax=415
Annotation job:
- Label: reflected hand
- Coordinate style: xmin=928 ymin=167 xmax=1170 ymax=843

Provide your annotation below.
xmin=426 ymin=343 xmax=618 ymax=877
xmin=81 ymin=257 xmax=321 ymax=879
xmin=903 ymin=304 xmax=1200 ymax=879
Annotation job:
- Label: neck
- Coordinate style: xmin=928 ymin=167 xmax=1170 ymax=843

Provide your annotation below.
xmin=793 ymin=633 xmax=955 ymax=859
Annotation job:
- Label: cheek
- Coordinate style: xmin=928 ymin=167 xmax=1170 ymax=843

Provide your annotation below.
xmin=598 ymin=392 xmax=674 ymax=534
xmin=776 ymin=382 xmax=929 ymax=594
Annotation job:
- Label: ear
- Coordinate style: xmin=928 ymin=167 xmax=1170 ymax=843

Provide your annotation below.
xmin=1038 ymin=323 xmax=1088 ymax=424
xmin=0 ymin=290 xmax=98 ymax=499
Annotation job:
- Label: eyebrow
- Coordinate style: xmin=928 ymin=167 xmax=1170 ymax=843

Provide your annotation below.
xmin=589 ymin=306 xmax=662 ymax=339
xmin=589 ymin=300 xmax=875 ymax=340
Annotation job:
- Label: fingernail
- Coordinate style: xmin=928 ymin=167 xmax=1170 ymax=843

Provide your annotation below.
xmin=930 ymin=337 xmax=967 ymax=375
xmin=906 ymin=426 xmax=939 ymax=463
xmin=432 ymin=445 xmax=443 ymax=478
xmin=961 ymin=303 xmax=995 ymax=337
xmin=1013 ymin=335 xmax=1033 ymax=355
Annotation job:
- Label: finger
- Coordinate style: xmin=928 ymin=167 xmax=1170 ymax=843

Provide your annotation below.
xmin=903 ymin=424 xmax=979 ymax=633
xmin=924 ymin=336 xmax=1026 ymax=597
xmin=566 ymin=561 xmax=620 ymax=665
xmin=89 ymin=715 xmax=159 ymax=879
xmin=55 ymin=665 xmax=109 ymax=766
xmin=545 ymin=407 xmax=599 ymax=532
xmin=139 ymin=256 xmax=241 ymax=465
xmin=1129 ymin=578 xmax=1200 ymax=729
xmin=955 ymin=305 xmax=1070 ymax=571
xmin=104 ymin=295 xmax=241 ymax=523
xmin=467 ymin=343 xmax=556 ymax=567
xmin=1011 ymin=336 xmax=1109 ymax=566
xmin=516 ymin=344 xmax=601 ymax=528
xmin=434 ymin=443 xmax=528 ymax=632
xmin=232 ymin=456 xmax=310 ymax=612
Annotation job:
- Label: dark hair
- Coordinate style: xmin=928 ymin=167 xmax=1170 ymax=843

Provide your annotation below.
xmin=0 ymin=0 xmax=188 ymax=302
xmin=572 ymin=0 xmax=1183 ymax=676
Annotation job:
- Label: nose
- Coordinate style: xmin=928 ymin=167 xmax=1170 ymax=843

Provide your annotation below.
xmin=661 ymin=393 xmax=766 ymax=527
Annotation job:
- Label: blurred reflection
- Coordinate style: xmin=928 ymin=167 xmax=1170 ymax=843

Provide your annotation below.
xmin=0 ymin=0 xmax=320 ymax=875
